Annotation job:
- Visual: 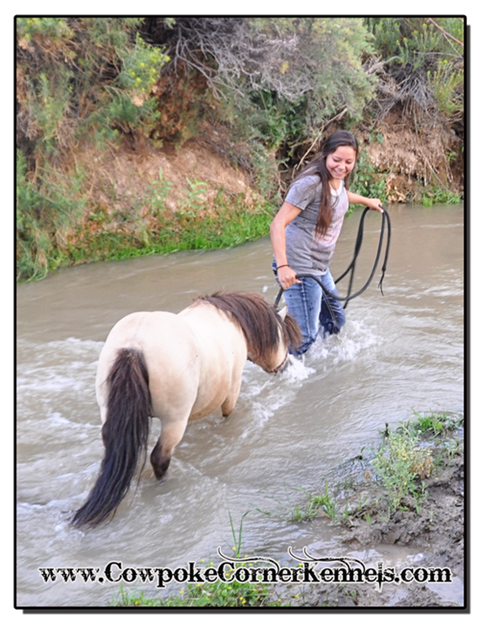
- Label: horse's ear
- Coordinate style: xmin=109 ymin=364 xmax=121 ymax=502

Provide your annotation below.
xmin=278 ymin=306 xmax=288 ymax=321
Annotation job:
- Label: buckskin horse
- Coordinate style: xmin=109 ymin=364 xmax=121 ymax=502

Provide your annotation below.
xmin=71 ymin=292 xmax=301 ymax=527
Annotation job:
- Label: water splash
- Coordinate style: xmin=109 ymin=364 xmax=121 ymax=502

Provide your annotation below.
xmin=283 ymin=356 xmax=316 ymax=381
xmin=308 ymin=318 xmax=381 ymax=366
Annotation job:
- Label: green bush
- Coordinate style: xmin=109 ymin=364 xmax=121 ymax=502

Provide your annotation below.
xmin=365 ymin=17 xmax=464 ymax=120
xmin=372 ymin=429 xmax=433 ymax=515
xmin=16 ymin=17 xmax=170 ymax=280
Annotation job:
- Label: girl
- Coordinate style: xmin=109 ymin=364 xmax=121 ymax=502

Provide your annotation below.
xmin=270 ymin=130 xmax=383 ymax=356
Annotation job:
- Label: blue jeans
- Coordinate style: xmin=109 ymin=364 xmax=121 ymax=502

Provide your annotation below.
xmin=273 ymin=263 xmax=346 ymax=356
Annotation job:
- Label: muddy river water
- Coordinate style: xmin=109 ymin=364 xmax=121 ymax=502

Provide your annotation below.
xmin=16 ymin=204 xmax=464 ymax=607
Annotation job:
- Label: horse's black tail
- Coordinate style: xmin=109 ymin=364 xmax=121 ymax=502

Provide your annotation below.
xmin=71 ymin=348 xmax=151 ymax=527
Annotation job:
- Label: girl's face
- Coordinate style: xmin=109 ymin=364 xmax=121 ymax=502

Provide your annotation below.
xmin=326 ymin=145 xmax=356 ymax=181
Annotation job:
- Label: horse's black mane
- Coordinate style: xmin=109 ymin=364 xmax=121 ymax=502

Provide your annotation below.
xmin=193 ymin=291 xmax=301 ymax=359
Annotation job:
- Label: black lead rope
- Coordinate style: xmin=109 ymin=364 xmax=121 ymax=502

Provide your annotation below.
xmin=274 ymin=207 xmax=392 ymax=310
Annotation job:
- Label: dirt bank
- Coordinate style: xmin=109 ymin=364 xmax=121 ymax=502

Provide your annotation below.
xmin=285 ymin=415 xmax=465 ymax=609
xmin=364 ymin=111 xmax=463 ymax=203
xmin=77 ymin=107 xmax=463 ymax=221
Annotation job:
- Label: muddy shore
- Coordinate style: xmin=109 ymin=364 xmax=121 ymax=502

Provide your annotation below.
xmin=284 ymin=415 xmax=465 ymax=609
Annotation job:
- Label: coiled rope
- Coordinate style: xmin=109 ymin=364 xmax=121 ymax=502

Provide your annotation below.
xmin=274 ymin=206 xmax=392 ymax=310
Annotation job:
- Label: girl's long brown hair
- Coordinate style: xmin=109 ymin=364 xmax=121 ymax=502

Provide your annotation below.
xmin=293 ymin=130 xmax=359 ymax=239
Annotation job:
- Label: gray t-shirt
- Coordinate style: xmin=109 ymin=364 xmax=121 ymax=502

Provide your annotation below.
xmin=283 ymin=174 xmax=349 ymax=275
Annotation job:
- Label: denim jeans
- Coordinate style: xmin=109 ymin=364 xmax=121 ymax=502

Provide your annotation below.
xmin=273 ymin=263 xmax=346 ymax=356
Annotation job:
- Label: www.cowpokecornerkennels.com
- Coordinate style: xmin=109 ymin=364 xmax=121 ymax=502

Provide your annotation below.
xmin=38 ymin=548 xmax=453 ymax=594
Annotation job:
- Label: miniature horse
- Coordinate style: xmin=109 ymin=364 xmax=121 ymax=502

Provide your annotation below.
xmin=72 ymin=292 xmax=301 ymax=527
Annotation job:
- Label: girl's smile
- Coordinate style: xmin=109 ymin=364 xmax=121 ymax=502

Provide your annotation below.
xmin=326 ymin=146 xmax=356 ymax=186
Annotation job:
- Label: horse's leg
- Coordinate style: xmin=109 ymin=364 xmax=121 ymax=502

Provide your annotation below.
xmin=220 ymin=372 xmax=243 ymax=417
xmin=221 ymin=400 xmax=235 ymax=418
xmin=150 ymin=414 xmax=190 ymax=480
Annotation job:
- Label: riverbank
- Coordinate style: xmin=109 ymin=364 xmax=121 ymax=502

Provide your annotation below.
xmin=284 ymin=412 xmax=465 ymax=608
xmin=16 ymin=111 xmax=462 ymax=284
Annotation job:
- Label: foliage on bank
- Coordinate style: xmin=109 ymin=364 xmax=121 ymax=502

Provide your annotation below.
xmin=16 ymin=17 xmax=464 ymax=282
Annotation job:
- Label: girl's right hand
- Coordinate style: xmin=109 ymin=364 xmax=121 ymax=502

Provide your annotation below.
xmin=277 ymin=265 xmax=300 ymax=290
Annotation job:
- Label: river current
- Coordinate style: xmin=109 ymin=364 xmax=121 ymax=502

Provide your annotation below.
xmin=16 ymin=204 xmax=464 ymax=607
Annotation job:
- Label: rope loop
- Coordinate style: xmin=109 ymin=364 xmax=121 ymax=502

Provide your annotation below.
xmin=274 ymin=206 xmax=391 ymax=310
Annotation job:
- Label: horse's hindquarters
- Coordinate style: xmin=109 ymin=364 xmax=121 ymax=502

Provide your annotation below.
xmin=96 ymin=311 xmax=201 ymax=423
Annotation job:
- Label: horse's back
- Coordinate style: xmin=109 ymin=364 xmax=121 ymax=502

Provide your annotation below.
xmin=178 ymin=303 xmax=248 ymax=418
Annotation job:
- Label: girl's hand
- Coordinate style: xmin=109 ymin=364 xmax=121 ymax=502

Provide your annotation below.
xmin=277 ymin=265 xmax=300 ymax=290
xmin=367 ymin=198 xmax=384 ymax=212
xmin=346 ymin=191 xmax=384 ymax=212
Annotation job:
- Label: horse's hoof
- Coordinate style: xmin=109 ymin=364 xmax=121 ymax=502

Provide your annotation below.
xmin=151 ymin=458 xmax=171 ymax=481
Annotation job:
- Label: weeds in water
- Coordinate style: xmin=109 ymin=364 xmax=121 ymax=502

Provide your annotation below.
xmin=421 ymin=186 xmax=461 ymax=206
xmin=407 ymin=410 xmax=462 ymax=437
xmin=110 ymin=586 xmax=163 ymax=607
xmin=254 ymin=483 xmax=337 ymax=523
xmin=228 ymin=510 xmax=248 ymax=558
xmin=109 ymin=510 xmax=282 ymax=608
xmin=303 ymin=484 xmax=336 ymax=520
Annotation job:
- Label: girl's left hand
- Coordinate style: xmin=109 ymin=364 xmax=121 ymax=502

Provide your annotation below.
xmin=346 ymin=191 xmax=384 ymax=213
xmin=367 ymin=198 xmax=384 ymax=212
